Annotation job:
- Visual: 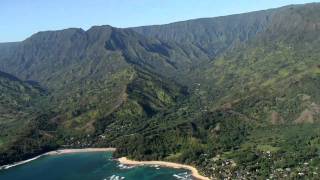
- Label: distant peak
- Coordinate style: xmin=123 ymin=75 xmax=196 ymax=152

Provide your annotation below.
xmin=25 ymin=28 xmax=86 ymax=42
xmin=34 ymin=28 xmax=85 ymax=35
xmin=87 ymin=25 xmax=114 ymax=32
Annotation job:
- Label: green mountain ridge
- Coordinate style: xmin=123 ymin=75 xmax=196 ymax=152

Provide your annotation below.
xmin=1 ymin=2 xmax=320 ymax=179
xmin=0 ymin=26 xmax=189 ymax=166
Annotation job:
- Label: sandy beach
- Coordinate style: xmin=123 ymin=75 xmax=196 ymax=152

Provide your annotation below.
xmin=45 ymin=148 xmax=116 ymax=155
xmin=1 ymin=148 xmax=210 ymax=180
xmin=0 ymin=148 xmax=116 ymax=170
xmin=118 ymin=157 xmax=210 ymax=180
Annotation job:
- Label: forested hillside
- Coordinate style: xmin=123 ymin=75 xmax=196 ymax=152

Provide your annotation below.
xmin=1 ymin=3 xmax=320 ymax=179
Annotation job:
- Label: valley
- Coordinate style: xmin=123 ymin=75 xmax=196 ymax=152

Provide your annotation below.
xmin=1 ymin=3 xmax=320 ymax=179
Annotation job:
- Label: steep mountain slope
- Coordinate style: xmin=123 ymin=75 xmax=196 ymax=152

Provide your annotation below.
xmin=131 ymin=3 xmax=320 ymax=125
xmin=0 ymin=26 xmax=188 ymax=165
xmin=0 ymin=71 xmax=56 ymax=165
xmin=1 ymin=2 xmax=320 ymax=179
xmin=200 ymin=3 xmax=320 ymax=123
xmin=0 ymin=70 xmax=44 ymax=139
xmin=0 ymin=26 xmax=209 ymax=86
xmin=125 ymin=3 xmax=320 ymax=178
xmin=132 ymin=8 xmax=276 ymax=57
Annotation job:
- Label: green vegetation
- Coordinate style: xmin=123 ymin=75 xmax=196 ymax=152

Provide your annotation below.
xmin=1 ymin=2 xmax=320 ymax=179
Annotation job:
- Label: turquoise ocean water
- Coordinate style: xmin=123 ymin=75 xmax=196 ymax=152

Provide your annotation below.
xmin=0 ymin=152 xmax=193 ymax=180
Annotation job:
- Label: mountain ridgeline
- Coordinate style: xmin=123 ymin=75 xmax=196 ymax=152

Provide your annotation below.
xmin=1 ymin=3 xmax=320 ymax=179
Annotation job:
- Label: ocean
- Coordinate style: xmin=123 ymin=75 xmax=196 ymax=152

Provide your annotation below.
xmin=0 ymin=152 xmax=193 ymax=180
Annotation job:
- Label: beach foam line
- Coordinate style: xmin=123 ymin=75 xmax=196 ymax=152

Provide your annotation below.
xmin=118 ymin=157 xmax=210 ymax=180
xmin=0 ymin=148 xmax=116 ymax=170
xmin=45 ymin=148 xmax=116 ymax=155
xmin=0 ymin=155 xmax=43 ymax=170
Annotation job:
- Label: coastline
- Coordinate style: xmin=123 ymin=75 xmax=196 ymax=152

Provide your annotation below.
xmin=45 ymin=148 xmax=116 ymax=155
xmin=0 ymin=148 xmax=116 ymax=170
xmin=118 ymin=157 xmax=210 ymax=180
xmin=0 ymin=148 xmax=210 ymax=180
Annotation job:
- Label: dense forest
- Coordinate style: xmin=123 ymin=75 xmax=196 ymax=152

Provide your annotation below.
xmin=1 ymin=3 xmax=320 ymax=179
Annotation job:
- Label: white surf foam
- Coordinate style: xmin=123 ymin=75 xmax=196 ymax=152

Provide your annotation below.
xmin=173 ymin=171 xmax=192 ymax=180
xmin=0 ymin=154 xmax=43 ymax=170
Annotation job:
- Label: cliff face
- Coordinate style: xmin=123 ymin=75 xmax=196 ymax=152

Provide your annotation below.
xmin=1 ymin=3 xmax=320 ymax=179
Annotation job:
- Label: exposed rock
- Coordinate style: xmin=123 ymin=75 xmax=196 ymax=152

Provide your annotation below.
xmin=294 ymin=109 xmax=314 ymax=124
xmin=294 ymin=102 xmax=320 ymax=124
xmin=271 ymin=111 xmax=284 ymax=125
xmin=300 ymin=94 xmax=311 ymax=101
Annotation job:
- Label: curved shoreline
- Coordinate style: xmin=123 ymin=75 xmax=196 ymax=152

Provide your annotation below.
xmin=118 ymin=157 xmax=210 ymax=180
xmin=0 ymin=148 xmax=116 ymax=170
xmin=45 ymin=148 xmax=116 ymax=155
xmin=0 ymin=148 xmax=210 ymax=180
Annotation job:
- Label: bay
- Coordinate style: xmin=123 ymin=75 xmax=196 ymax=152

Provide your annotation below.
xmin=0 ymin=152 xmax=193 ymax=180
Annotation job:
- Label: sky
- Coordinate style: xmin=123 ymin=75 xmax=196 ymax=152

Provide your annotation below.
xmin=1 ymin=0 xmax=319 ymax=42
